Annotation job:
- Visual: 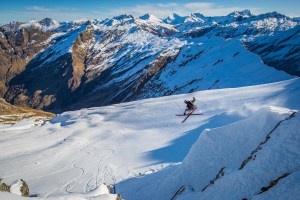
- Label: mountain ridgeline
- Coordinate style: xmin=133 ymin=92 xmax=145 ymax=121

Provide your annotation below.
xmin=0 ymin=10 xmax=299 ymax=112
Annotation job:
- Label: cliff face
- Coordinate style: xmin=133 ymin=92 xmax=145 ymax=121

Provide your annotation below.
xmin=2 ymin=25 xmax=88 ymax=111
xmin=69 ymin=30 xmax=93 ymax=92
xmin=0 ymin=28 xmax=53 ymax=96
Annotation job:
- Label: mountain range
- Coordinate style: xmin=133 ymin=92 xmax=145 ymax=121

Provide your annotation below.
xmin=0 ymin=10 xmax=299 ymax=113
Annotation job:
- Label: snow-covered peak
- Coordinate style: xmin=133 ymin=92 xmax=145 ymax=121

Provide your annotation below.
xmin=72 ymin=18 xmax=89 ymax=25
xmin=163 ymin=13 xmax=187 ymax=24
xmin=139 ymin=13 xmax=162 ymax=23
xmin=39 ymin=18 xmax=58 ymax=27
xmin=98 ymin=14 xmax=135 ymax=27
xmin=19 ymin=18 xmax=60 ymax=31
xmin=228 ymin=9 xmax=253 ymax=18
xmin=185 ymin=13 xmax=207 ymax=23
xmin=191 ymin=13 xmax=206 ymax=19
xmin=259 ymin=11 xmax=289 ymax=19
xmin=111 ymin=14 xmax=135 ymax=25
xmin=1 ymin=18 xmax=60 ymax=32
xmin=135 ymin=13 xmax=177 ymax=35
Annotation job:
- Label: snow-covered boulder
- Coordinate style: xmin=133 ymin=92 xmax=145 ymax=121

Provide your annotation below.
xmin=86 ymin=183 xmax=110 ymax=196
xmin=10 ymin=179 xmax=29 ymax=197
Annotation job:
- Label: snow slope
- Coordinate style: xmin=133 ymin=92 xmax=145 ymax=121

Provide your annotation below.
xmin=0 ymin=78 xmax=299 ymax=199
xmin=118 ymin=106 xmax=299 ymax=200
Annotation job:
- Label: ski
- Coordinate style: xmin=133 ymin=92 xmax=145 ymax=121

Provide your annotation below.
xmin=176 ymin=113 xmax=203 ymax=116
xmin=181 ymin=107 xmax=197 ymax=123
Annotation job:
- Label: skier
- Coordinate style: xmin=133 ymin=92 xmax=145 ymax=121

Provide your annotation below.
xmin=184 ymin=97 xmax=196 ymax=115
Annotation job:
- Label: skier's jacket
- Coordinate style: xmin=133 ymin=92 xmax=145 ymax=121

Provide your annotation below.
xmin=184 ymin=97 xmax=196 ymax=109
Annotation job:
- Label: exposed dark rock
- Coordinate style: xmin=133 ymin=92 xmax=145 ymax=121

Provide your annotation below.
xmin=258 ymin=173 xmax=290 ymax=194
xmin=69 ymin=30 xmax=93 ymax=91
xmin=202 ymin=167 xmax=226 ymax=192
xmin=0 ymin=178 xmax=10 ymax=193
xmin=239 ymin=112 xmax=296 ymax=170
xmin=0 ymin=27 xmax=53 ymax=97
xmin=20 ymin=179 xmax=29 ymax=197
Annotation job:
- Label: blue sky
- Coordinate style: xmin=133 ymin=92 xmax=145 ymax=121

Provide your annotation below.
xmin=1 ymin=0 xmax=299 ymax=24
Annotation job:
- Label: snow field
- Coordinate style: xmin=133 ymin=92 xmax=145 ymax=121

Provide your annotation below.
xmin=0 ymin=78 xmax=299 ymax=200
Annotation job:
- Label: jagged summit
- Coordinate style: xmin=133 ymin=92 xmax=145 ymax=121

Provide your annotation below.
xmin=228 ymin=9 xmax=253 ymax=18
xmin=185 ymin=13 xmax=206 ymax=23
xmin=163 ymin=13 xmax=187 ymax=24
xmin=113 ymin=14 xmax=134 ymax=21
xmin=72 ymin=18 xmax=89 ymax=25
xmin=39 ymin=18 xmax=57 ymax=26
xmin=100 ymin=14 xmax=135 ymax=26
xmin=1 ymin=18 xmax=60 ymax=31
xmin=258 ymin=11 xmax=290 ymax=19
xmin=139 ymin=13 xmax=162 ymax=23
xmin=190 ymin=13 xmax=206 ymax=19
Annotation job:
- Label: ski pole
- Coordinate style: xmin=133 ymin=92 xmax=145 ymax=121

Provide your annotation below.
xmin=175 ymin=102 xmax=184 ymax=113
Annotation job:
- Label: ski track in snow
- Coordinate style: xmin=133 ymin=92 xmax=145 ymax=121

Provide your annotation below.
xmin=0 ymin=78 xmax=299 ymax=199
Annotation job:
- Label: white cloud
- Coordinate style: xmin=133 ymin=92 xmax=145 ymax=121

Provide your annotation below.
xmin=27 ymin=6 xmax=78 ymax=13
xmin=27 ymin=6 xmax=52 ymax=12
xmin=156 ymin=3 xmax=178 ymax=8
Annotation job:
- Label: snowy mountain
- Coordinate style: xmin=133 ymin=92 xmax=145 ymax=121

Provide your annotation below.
xmin=163 ymin=13 xmax=187 ymax=25
xmin=1 ymin=18 xmax=60 ymax=32
xmin=243 ymin=25 xmax=300 ymax=75
xmin=0 ymin=10 xmax=299 ymax=112
xmin=0 ymin=78 xmax=299 ymax=199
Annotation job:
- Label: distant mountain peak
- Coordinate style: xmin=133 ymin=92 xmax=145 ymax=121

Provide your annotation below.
xmin=72 ymin=18 xmax=89 ymax=25
xmin=260 ymin=11 xmax=288 ymax=19
xmin=184 ymin=13 xmax=206 ymax=23
xmin=113 ymin=14 xmax=134 ymax=21
xmin=38 ymin=18 xmax=60 ymax=29
xmin=139 ymin=13 xmax=161 ymax=22
xmin=191 ymin=13 xmax=206 ymax=18
xmin=163 ymin=13 xmax=187 ymax=24
xmin=39 ymin=18 xmax=56 ymax=25
xmin=0 ymin=18 xmax=60 ymax=31
xmin=228 ymin=9 xmax=253 ymax=18
xmin=169 ymin=13 xmax=183 ymax=18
